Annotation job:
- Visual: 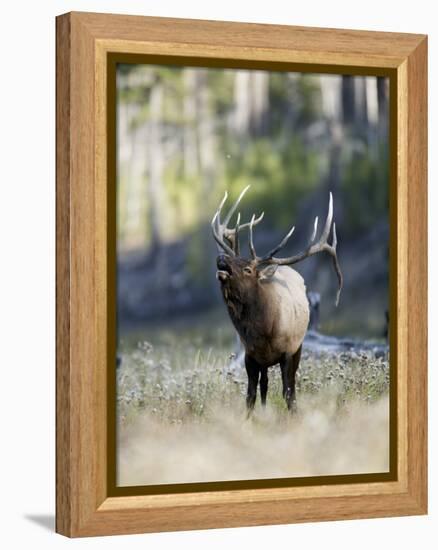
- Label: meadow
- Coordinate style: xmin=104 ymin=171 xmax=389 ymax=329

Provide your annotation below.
xmin=116 ymin=313 xmax=390 ymax=486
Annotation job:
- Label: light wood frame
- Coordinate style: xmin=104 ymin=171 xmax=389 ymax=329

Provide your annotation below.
xmin=56 ymin=11 xmax=427 ymax=537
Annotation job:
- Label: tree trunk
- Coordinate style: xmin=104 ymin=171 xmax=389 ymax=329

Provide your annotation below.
xmin=232 ymin=70 xmax=251 ymax=136
xmin=319 ymin=75 xmax=344 ymax=224
xmin=197 ymin=70 xmax=218 ymax=287
xmin=320 ymin=74 xmax=342 ymax=121
xmin=354 ymin=77 xmax=369 ymax=129
xmin=341 ymin=75 xmax=355 ymax=125
xmin=377 ymin=76 xmax=389 ymax=141
xmin=250 ymin=71 xmax=270 ymax=135
xmin=183 ymin=68 xmax=199 ymax=179
xmin=147 ymin=80 xmax=165 ymax=253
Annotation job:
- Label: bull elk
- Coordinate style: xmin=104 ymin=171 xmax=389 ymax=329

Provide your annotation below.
xmin=211 ymin=186 xmax=343 ymax=413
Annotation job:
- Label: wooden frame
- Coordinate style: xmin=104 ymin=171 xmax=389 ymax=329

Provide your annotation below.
xmin=56 ymin=11 xmax=427 ymax=537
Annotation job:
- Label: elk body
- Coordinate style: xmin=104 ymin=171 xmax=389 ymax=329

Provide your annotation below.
xmin=211 ymin=186 xmax=342 ymax=413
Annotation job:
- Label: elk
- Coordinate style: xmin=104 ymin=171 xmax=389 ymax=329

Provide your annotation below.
xmin=211 ymin=186 xmax=342 ymax=413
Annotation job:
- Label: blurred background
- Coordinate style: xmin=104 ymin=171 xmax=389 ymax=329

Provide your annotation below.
xmin=116 ymin=64 xmax=390 ymax=342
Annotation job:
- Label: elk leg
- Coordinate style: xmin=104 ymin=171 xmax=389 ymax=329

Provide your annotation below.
xmin=280 ymin=357 xmax=291 ymax=400
xmin=260 ymin=368 xmax=268 ymax=406
xmin=245 ymin=355 xmax=260 ymax=413
xmin=280 ymin=346 xmax=302 ymax=413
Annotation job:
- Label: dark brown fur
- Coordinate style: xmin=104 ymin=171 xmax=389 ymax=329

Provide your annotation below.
xmin=216 ymin=254 xmax=308 ymax=412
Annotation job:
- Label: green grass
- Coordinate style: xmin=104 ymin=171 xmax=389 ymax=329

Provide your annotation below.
xmin=117 ymin=317 xmax=389 ymax=426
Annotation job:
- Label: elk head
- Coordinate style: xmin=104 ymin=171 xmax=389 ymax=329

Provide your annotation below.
xmin=211 ymin=186 xmax=343 ymax=307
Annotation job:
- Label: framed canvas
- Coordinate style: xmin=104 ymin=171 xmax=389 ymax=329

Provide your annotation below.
xmin=56 ymin=11 xmax=427 ymax=537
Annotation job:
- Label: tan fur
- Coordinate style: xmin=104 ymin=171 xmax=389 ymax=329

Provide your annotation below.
xmin=243 ymin=266 xmax=309 ymax=366
xmin=263 ymin=266 xmax=310 ymax=354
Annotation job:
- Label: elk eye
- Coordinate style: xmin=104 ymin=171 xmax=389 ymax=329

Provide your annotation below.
xmin=243 ymin=267 xmax=252 ymax=275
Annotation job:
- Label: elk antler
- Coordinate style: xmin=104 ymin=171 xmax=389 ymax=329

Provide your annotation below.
xmin=211 ymin=185 xmax=264 ymax=256
xmin=259 ymin=193 xmax=343 ymax=306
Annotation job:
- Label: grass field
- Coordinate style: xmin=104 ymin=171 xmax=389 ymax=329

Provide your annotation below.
xmin=116 ymin=314 xmax=390 ymax=486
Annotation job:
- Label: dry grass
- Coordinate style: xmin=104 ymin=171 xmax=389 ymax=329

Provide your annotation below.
xmin=118 ymin=394 xmax=389 ymax=485
xmin=116 ymin=332 xmax=389 ymax=486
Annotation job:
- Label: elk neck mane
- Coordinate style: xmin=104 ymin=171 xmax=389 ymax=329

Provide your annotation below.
xmin=223 ymin=279 xmax=272 ymax=343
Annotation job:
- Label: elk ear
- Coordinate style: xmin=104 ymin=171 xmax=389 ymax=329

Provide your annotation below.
xmin=258 ymin=264 xmax=278 ymax=281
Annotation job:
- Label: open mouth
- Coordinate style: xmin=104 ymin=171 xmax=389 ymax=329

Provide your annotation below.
xmin=216 ymin=260 xmax=231 ymax=283
xmin=216 ymin=255 xmax=232 ymax=282
xmin=216 ymin=269 xmax=230 ymax=282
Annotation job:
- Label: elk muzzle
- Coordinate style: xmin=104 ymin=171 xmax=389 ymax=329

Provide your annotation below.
xmin=216 ymin=255 xmax=231 ymax=282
